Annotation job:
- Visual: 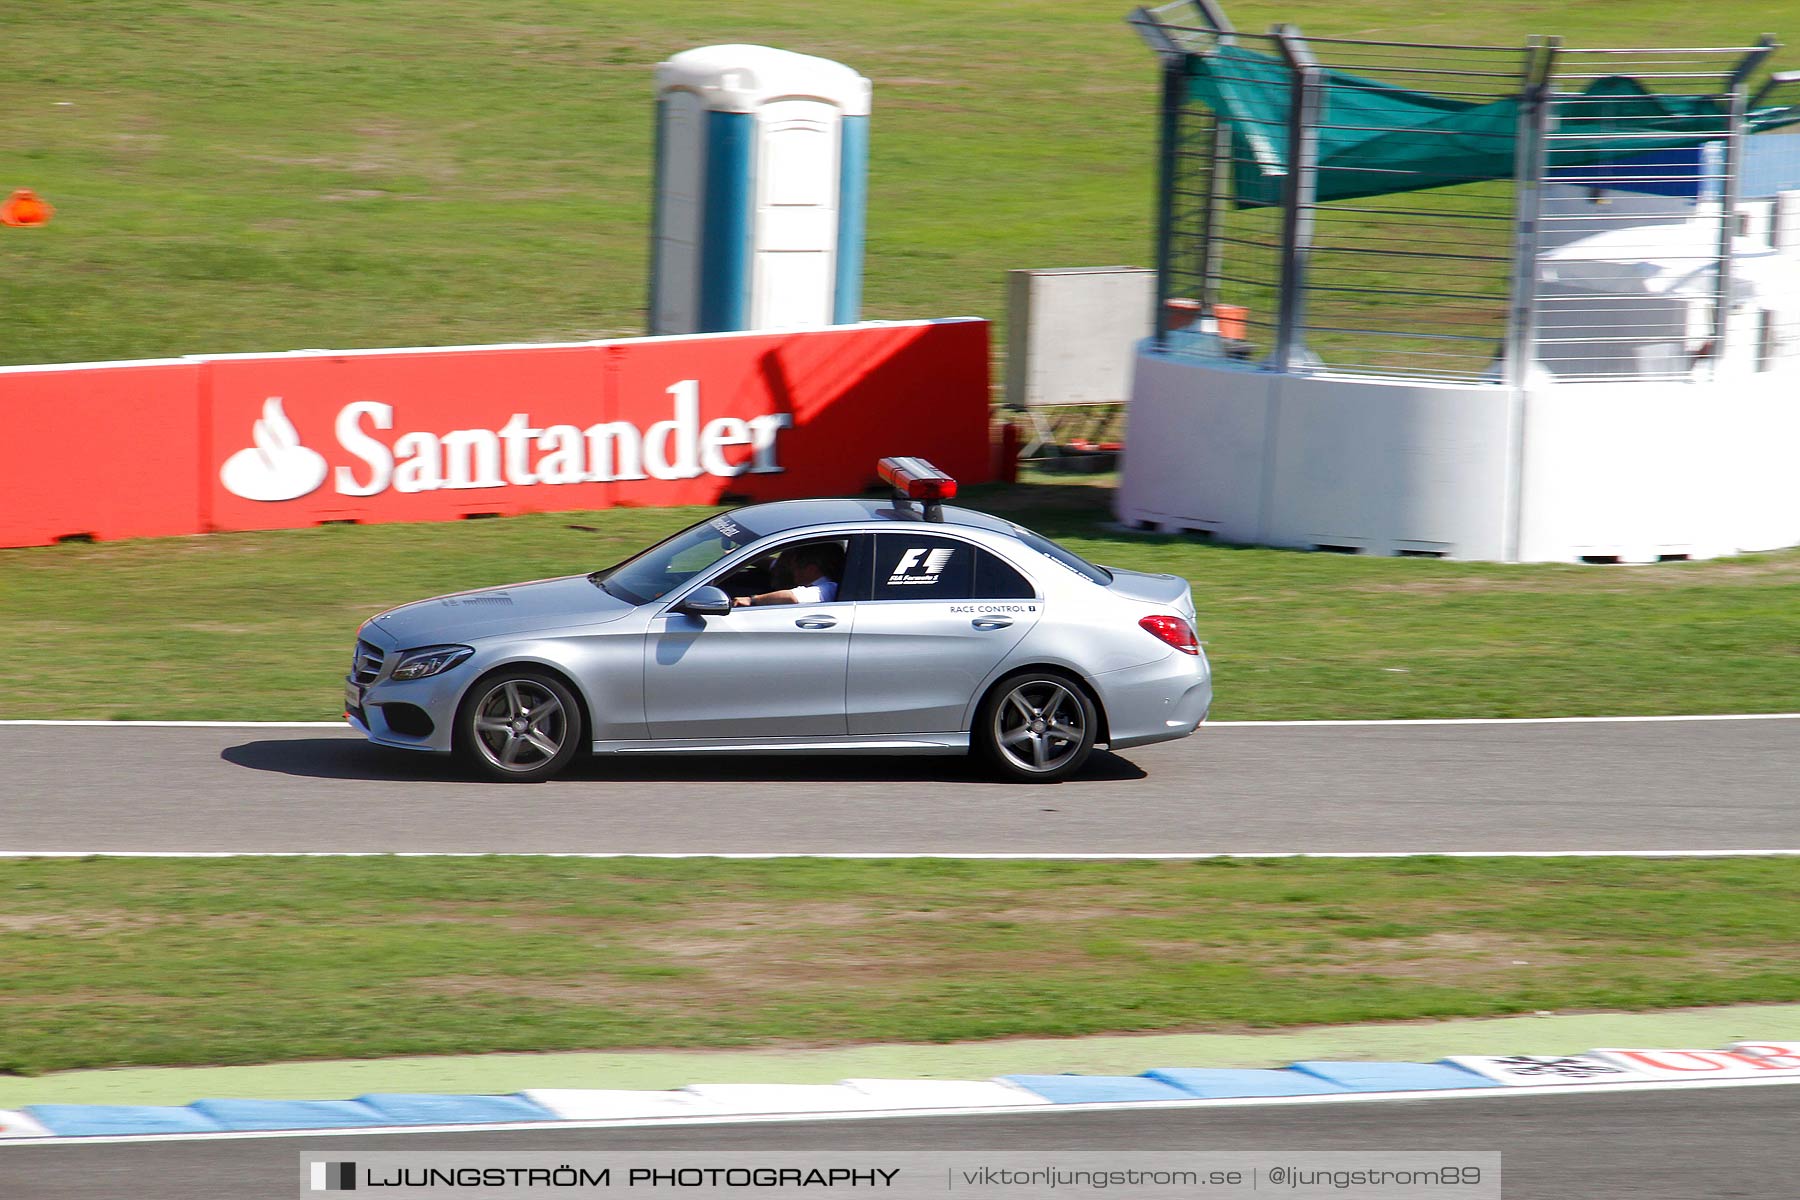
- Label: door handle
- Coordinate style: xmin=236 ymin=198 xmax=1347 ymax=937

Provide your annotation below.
xmin=971 ymin=617 xmax=1014 ymax=630
xmin=795 ymin=616 xmax=838 ymax=630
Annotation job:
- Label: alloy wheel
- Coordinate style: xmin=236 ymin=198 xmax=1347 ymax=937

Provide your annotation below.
xmin=471 ymin=679 xmax=567 ymax=773
xmin=992 ymin=679 xmax=1086 ymax=775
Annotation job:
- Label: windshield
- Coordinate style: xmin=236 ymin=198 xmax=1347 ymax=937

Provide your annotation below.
xmin=1009 ymin=524 xmax=1113 ymax=585
xmin=591 ymin=513 xmax=762 ymax=604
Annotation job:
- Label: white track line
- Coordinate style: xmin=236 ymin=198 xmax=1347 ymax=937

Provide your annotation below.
xmin=1212 ymin=713 xmax=1800 ymax=727
xmin=4 ymin=850 xmax=1797 ymax=860
xmin=6 ymin=1075 xmax=1797 ymax=1148
xmin=0 ymin=720 xmax=342 ymax=728
xmin=2 ymin=713 xmax=1797 ymax=729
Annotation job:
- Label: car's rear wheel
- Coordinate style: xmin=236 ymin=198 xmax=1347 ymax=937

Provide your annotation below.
xmin=977 ymin=671 xmax=1097 ymax=783
xmin=456 ymin=669 xmax=582 ymax=783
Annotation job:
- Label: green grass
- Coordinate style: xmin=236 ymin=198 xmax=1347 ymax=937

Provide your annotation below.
xmin=2 ymin=477 xmax=1796 ymax=721
xmin=2 ymin=855 xmax=1795 ymax=1073
xmin=2 ymin=1 xmax=1793 ymax=367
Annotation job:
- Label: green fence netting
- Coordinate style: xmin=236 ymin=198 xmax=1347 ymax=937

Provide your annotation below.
xmin=1191 ymin=44 xmax=1800 ymax=208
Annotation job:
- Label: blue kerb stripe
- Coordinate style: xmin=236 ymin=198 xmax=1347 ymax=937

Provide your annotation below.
xmin=1146 ymin=1067 xmax=1349 ymax=1098
xmin=699 ymin=110 xmax=755 ymax=332
xmin=26 ymin=1104 xmax=225 ymax=1137
xmin=833 ymin=114 xmax=869 ymax=325
xmin=1001 ymin=1074 xmax=1193 ymax=1104
xmin=357 ymin=1093 xmax=559 ymax=1125
xmin=1289 ymin=1061 xmax=1501 ymax=1092
xmin=188 ymin=1098 xmax=391 ymax=1130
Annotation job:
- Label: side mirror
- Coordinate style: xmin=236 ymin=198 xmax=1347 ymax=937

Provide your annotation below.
xmin=677 ymin=585 xmax=732 ymax=617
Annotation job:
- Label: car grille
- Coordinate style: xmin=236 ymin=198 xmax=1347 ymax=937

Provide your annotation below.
xmin=351 ymin=640 xmax=385 ymax=686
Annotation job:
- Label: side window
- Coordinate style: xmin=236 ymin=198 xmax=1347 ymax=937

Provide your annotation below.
xmin=975 ymin=550 xmax=1036 ymax=599
xmin=871 ymin=533 xmax=975 ymax=601
xmin=708 ymin=536 xmax=851 ymax=603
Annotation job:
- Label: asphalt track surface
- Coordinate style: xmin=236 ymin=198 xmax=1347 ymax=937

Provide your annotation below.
xmin=4 ymin=717 xmax=1797 ymax=853
xmin=7 ymin=1085 xmax=1794 ymax=1200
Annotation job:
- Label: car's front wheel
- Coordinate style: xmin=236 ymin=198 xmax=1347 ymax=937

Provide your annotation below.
xmin=977 ymin=671 xmax=1097 ymax=783
xmin=456 ymin=669 xmax=583 ymax=783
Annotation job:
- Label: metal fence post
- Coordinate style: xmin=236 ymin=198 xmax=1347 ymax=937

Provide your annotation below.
xmin=1272 ymin=24 xmax=1321 ymax=373
xmin=1503 ymin=37 xmax=1557 ymax=388
xmin=1152 ymin=60 xmax=1186 ymax=348
xmin=1711 ymin=37 xmax=1775 ymax=372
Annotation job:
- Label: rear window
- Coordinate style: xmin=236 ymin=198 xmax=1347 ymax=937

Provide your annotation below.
xmin=975 ymin=551 xmax=1036 ymax=599
xmin=871 ymin=533 xmax=975 ymax=601
xmin=1009 ymin=525 xmax=1112 ymax=585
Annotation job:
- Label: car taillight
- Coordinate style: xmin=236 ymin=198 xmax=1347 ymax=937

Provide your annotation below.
xmin=1139 ymin=614 xmax=1200 ymax=655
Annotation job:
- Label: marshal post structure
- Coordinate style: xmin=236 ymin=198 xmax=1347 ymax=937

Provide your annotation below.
xmin=1120 ymin=1 xmax=1800 ymax=563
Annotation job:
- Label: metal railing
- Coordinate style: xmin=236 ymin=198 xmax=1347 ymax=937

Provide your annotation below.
xmin=1130 ymin=1 xmax=1798 ymax=383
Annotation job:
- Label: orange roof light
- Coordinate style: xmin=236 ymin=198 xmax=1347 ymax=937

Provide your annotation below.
xmin=878 ymin=456 xmax=957 ymax=502
xmin=878 ymin=456 xmax=956 ymax=523
xmin=1 ymin=189 xmax=54 ymax=227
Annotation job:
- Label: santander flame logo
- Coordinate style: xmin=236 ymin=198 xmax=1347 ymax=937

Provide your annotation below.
xmin=219 ymin=397 xmax=329 ymax=502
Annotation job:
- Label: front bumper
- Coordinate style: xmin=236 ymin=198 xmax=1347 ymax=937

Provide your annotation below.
xmin=344 ymin=629 xmax=463 ymax=753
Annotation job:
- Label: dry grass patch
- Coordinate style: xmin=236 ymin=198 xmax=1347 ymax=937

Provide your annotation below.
xmin=1 ymin=854 xmax=1796 ymax=1071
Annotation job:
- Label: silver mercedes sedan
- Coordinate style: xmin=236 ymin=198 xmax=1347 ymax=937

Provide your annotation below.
xmin=344 ymin=459 xmax=1210 ymax=783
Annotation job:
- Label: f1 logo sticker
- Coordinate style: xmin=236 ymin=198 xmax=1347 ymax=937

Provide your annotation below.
xmin=889 ymin=547 xmax=955 ymax=585
xmin=894 ymin=548 xmax=952 ymax=575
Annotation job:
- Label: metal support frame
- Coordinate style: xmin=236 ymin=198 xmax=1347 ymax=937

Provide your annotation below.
xmin=1711 ymin=37 xmax=1776 ymax=371
xmin=1133 ymin=1 xmax=1235 ymax=347
xmin=1749 ymin=68 xmax=1800 ymax=108
xmin=1271 ymin=24 xmax=1322 ymax=374
xmin=1198 ymin=116 xmax=1233 ymax=316
xmin=1500 ymin=37 xmax=1558 ymax=565
xmin=1502 ymin=37 xmax=1558 ymax=388
xmin=1193 ymin=0 xmax=1234 ymax=37
xmin=1151 ymin=60 xmax=1187 ymax=348
xmin=1189 ymin=0 xmax=1234 ymax=323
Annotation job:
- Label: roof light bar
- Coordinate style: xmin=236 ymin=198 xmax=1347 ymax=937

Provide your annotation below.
xmin=878 ymin=456 xmax=957 ymax=522
xmin=878 ymin=456 xmax=958 ymax=501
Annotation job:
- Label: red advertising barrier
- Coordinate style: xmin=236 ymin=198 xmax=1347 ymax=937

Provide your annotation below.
xmin=0 ymin=320 xmax=991 ymax=548
xmin=0 ymin=360 xmax=206 ymax=545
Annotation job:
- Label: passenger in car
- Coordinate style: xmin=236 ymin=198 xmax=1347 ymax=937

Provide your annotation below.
xmin=733 ymin=543 xmax=843 ymax=607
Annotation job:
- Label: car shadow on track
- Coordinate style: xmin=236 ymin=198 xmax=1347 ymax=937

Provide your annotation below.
xmin=220 ymin=739 xmax=1149 ymax=786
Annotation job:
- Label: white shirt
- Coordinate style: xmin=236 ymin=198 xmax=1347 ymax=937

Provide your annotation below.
xmin=790 ymin=577 xmax=839 ymax=605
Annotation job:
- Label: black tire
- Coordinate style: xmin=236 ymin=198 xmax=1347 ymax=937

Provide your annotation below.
xmin=976 ymin=671 xmax=1098 ymax=783
xmin=455 ymin=668 xmax=583 ymax=783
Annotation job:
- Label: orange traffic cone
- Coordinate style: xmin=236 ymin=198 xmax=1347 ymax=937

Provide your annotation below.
xmin=1 ymin=189 xmax=54 ymax=226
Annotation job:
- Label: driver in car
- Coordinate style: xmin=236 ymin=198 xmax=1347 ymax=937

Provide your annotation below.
xmin=732 ymin=544 xmax=842 ymax=607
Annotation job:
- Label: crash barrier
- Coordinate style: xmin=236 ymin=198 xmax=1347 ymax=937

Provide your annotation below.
xmin=7 ymin=1040 xmax=1795 ymax=1138
xmin=0 ymin=319 xmax=991 ymax=549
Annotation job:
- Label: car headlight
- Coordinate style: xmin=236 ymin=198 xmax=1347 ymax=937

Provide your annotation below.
xmin=390 ymin=645 xmax=475 ymax=680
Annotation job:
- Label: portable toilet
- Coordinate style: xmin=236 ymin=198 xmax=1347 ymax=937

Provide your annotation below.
xmin=649 ymin=45 xmax=871 ymax=335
